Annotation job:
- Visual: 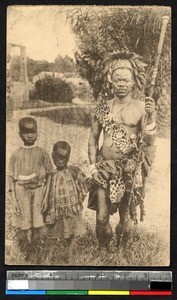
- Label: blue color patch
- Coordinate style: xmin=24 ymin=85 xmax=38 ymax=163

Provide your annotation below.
xmin=6 ymin=290 xmax=46 ymax=295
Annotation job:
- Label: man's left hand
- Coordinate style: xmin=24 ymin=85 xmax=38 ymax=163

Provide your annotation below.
xmin=145 ymin=97 xmax=155 ymax=116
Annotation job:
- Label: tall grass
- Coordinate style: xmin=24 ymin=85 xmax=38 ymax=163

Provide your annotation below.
xmin=6 ymin=224 xmax=168 ymax=266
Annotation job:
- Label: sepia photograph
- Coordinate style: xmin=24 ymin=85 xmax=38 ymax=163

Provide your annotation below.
xmin=6 ymin=5 xmax=171 ymax=266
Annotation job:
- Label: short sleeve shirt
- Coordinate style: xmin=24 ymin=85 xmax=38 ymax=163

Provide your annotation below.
xmin=7 ymin=146 xmax=54 ymax=183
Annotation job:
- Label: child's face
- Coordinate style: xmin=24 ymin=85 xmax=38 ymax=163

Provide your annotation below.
xmin=20 ymin=122 xmax=37 ymax=146
xmin=52 ymin=148 xmax=70 ymax=170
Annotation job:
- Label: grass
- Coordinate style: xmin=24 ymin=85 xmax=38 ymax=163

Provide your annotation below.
xmin=5 ymin=223 xmax=168 ymax=266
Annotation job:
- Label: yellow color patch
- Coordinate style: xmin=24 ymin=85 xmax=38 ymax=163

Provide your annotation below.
xmin=88 ymin=290 xmax=130 ymax=295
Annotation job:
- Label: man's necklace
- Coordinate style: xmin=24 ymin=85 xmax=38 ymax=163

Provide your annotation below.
xmin=110 ymin=98 xmax=131 ymax=117
xmin=105 ymin=98 xmax=131 ymax=148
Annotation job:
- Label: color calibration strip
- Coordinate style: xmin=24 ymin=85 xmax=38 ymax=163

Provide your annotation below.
xmin=6 ymin=270 xmax=172 ymax=295
xmin=6 ymin=290 xmax=172 ymax=296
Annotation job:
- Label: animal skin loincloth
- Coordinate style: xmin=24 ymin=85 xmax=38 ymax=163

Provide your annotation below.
xmin=88 ymin=154 xmax=144 ymax=211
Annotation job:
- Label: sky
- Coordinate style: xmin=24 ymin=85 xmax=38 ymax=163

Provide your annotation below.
xmin=7 ymin=6 xmax=76 ymax=62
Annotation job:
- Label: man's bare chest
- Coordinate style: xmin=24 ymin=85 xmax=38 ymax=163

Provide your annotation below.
xmin=111 ymin=103 xmax=143 ymax=127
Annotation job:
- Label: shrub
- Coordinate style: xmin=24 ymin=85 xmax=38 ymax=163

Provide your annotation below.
xmin=35 ymin=76 xmax=74 ymax=103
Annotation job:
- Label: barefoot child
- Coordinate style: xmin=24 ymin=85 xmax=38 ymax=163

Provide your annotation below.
xmin=45 ymin=141 xmax=87 ymax=263
xmin=7 ymin=117 xmax=54 ymax=261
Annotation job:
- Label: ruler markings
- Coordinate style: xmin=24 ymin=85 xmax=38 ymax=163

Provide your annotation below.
xmin=6 ymin=270 xmax=173 ymax=295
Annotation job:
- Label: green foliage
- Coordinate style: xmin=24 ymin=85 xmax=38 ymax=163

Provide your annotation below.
xmin=67 ymin=7 xmax=171 ymax=100
xmin=69 ymin=81 xmax=93 ymax=101
xmin=54 ymin=55 xmax=76 ymax=73
xmin=10 ymin=55 xmax=76 ymax=83
xmin=35 ymin=76 xmax=74 ymax=103
xmin=27 ymin=59 xmax=54 ymax=82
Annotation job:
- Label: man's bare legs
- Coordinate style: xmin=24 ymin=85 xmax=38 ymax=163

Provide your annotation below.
xmin=96 ymin=187 xmax=113 ymax=248
xmin=116 ymin=193 xmax=133 ymax=248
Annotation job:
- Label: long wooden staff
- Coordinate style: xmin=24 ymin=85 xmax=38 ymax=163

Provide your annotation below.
xmin=118 ymin=14 xmax=170 ymax=250
xmin=142 ymin=15 xmax=170 ymax=131
xmin=149 ymin=15 xmax=170 ymax=98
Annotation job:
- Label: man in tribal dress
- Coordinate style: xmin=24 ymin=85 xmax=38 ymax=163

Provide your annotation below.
xmin=88 ymin=51 xmax=156 ymax=249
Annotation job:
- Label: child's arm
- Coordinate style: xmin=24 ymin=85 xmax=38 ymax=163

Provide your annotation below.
xmin=8 ymin=176 xmax=20 ymax=215
xmin=41 ymin=173 xmax=52 ymax=213
xmin=8 ymin=153 xmax=20 ymax=215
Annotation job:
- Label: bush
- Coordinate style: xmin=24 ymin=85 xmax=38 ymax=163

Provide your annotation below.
xmin=68 ymin=81 xmax=93 ymax=102
xmin=35 ymin=76 xmax=74 ymax=103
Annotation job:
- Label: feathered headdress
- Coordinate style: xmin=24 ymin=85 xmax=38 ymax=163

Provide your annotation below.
xmin=103 ymin=50 xmax=147 ymax=91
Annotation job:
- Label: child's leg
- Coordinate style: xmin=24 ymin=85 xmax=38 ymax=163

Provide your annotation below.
xmin=32 ymin=187 xmax=45 ymax=228
xmin=45 ymin=238 xmax=59 ymax=264
xmin=12 ymin=186 xmax=34 ymax=261
xmin=17 ymin=228 xmax=27 ymax=251
xmin=16 ymin=228 xmax=33 ymax=260
xmin=45 ymin=221 xmax=64 ymax=264
xmin=13 ymin=185 xmax=33 ymax=229
xmin=28 ymin=227 xmax=46 ymax=264
xmin=62 ymin=216 xmax=77 ymax=263
xmin=27 ymin=186 xmax=46 ymax=263
xmin=65 ymin=234 xmax=76 ymax=263
xmin=32 ymin=226 xmax=45 ymax=244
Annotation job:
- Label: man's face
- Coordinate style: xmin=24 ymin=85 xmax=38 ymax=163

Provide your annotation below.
xmin=20 ymin=123 xmax=37 ymax=146
xmin=52 ymin=148 xmax=70 ymax=170
xmin=111 ymin=68 xmax=134 ymax=98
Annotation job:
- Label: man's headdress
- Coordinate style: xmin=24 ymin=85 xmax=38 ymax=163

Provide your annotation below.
xmin=103 ymin=50 xmax=147 ymax=90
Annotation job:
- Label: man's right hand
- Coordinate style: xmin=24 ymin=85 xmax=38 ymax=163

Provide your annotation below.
xmin=13 ymin=199 xmax=20 ymax=215
xmin=92 ymin=172 xmax=107 ymax=188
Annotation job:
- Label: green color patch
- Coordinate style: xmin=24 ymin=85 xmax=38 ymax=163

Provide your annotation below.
xmin=46 ymin=290 xmax=88 ymax=295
